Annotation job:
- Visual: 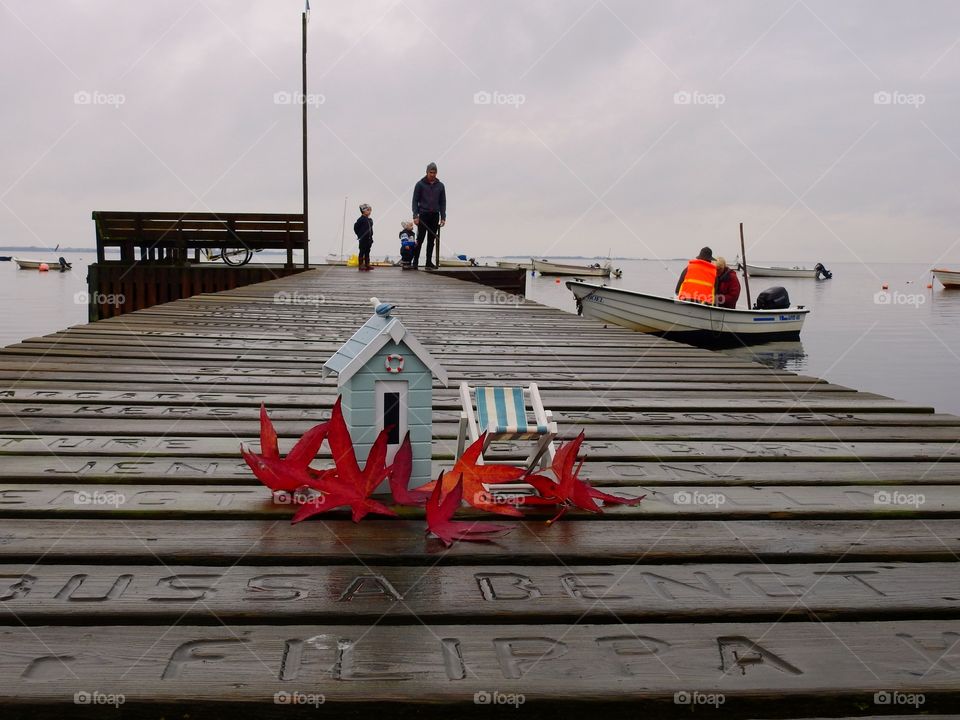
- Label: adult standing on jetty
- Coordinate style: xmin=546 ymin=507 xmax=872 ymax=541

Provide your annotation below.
xmin=411 ymin=162 xmax=446 ymax=269
xmin=675 ymin=246 xmax=717 ymax=304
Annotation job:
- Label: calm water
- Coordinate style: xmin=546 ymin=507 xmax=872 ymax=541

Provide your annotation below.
xmin=2 ymin=254 xmax=960 ymax=415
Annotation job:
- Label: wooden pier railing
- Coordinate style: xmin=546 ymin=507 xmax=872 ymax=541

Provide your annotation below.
xmin=92 ymin=211 xmax=307 ymax=267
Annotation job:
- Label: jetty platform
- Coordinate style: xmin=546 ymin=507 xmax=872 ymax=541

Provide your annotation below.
xmin=1 ymin=266 xmax=959 ymax=718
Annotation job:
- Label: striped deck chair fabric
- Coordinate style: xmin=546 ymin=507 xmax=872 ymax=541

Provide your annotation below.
xmin=474 ymin=386 xmax=548 ymax=439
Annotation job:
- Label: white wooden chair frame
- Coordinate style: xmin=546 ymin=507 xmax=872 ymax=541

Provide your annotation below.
xmin=456 ymin=381 xmax=558 ymax=469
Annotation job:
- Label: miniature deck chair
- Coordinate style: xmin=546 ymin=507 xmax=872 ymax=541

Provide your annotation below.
xmin=457 ymin=382 xmax=558 ymax=469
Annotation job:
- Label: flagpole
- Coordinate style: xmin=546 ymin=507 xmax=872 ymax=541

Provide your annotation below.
xmin=301 ymin=3 xmax=309 ymax=268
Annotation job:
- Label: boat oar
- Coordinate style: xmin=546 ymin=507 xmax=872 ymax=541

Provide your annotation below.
xmin=739 ymin=222 xmax=752 ymax=309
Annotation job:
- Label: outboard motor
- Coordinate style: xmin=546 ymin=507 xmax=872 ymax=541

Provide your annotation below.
xmin=814 ymin=262 xmax=832 ymax=280
xmin=754 ymin=286 xmax=791 ymax=310
xmin=57 ymin=256 xmax=69 ymax=272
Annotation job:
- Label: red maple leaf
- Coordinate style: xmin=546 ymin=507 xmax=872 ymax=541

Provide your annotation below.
xmin=389 ymin=432 xmax=430 ymax=506
xmin=426 ymin=473 xmax=512 ymax=547
xmin=414 ymin=432 xmax=526 ymax=516
xmin=241 ymin=404 xmax=331 ymax=492
xmin=525 ymin=432 xmax=645 ymax=523
xmin=291 ymin=397 xmax=397 ymax=523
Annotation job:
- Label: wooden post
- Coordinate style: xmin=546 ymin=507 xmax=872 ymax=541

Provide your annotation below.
xmin=301 ymin=10 xmax=309 ymax=269
xmin=740 ymin=222 xmax=752 ymax=309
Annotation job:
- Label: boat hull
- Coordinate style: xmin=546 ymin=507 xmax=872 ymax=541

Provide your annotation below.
xmin=742 ymin=262 xmax=816 ymax=278
xmin=14 ymin=257 xmax=72 ymax=270
xmin=566 ymin=281 xmax=808 ymax=347
xmin=532 ymin=259 xmax=610 ymax=277
xmin=496 ymin=260 xmax=532 ymax=271
xmin=933 ymin=269 xmax=960 ymax=288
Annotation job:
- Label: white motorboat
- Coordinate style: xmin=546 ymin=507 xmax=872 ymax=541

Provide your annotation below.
xmin=496 ymin=260 xmax=533 ymax=271
xmin=14 ymin=257 xmax=72 ymax=270
xmin=566 ymin=280 xmax=809 ymax=347
xmin=739 ymin=262 xmax=816 ymax=278
xmin=532 ymin=259 xmax=614 ymax=277
xmin=932 ymin=268 xmax=960 ymax=288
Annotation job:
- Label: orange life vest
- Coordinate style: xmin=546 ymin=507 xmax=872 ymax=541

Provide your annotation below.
xmin=678 ymin=258 xmax=717 ymax=304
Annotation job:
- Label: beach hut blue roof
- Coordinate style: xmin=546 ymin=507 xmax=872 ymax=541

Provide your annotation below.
xmin=322 ymin=313 xmax=449 ymax=386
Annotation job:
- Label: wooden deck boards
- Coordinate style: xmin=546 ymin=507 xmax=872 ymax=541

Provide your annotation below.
xmin=1 ymin=266 xmax=958 ymax=717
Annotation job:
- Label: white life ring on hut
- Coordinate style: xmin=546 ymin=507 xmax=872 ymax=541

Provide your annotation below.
xmin=385 ymin=354 xmax=404 ymax=373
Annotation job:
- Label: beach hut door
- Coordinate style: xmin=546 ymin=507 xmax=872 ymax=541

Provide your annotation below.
xmin=375 ymin=379 xmax=408 ymax=463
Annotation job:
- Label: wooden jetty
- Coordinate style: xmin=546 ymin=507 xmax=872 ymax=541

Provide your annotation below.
xmin=1 ymin=266 xmax=959 ymax=718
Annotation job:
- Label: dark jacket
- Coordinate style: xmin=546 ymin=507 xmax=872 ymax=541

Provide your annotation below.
xmin=412 ymin=177 xmax=446 ymax=220
xmin=354 ymin=215 xmax=373 ymax=245
xmin=715 ymin=268 xmax=741 ymax=309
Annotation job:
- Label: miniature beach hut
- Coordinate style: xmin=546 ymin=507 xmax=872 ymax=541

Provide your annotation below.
xmin=322 ymin=300 xmax=448 ymax=492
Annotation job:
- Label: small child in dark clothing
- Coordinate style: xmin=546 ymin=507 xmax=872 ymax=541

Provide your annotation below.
xmin=399 ymin=220 xmax=417 ymax=268
xmin=353 ymin=203 xmax=374 ymax=271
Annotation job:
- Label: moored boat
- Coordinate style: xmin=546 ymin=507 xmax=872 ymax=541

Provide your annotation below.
xmin=532 ymin=259 xmax=613 ymax=277
xmin=740 ymin=262 xmax=815 ymax=278
xmin=14 ymin=257 xmax=72 ymax=270
xmin=932 ymin=268 xmax=960 ymax=288
xmin=739 ymin=261 xmax=818 ymax=278
xmin=566 ymin=280 xmax=809 ymax=347
xmin=496 ymin=259 xmax=533 ymax=271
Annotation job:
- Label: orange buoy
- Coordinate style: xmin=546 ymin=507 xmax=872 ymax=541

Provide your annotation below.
xmin=38 ymin=263 xmax=49 ymax=272
xmin=555 ymin=278 xmax=561 ymax=283
xmin=927 ymin=283 xmax=933 ymax=288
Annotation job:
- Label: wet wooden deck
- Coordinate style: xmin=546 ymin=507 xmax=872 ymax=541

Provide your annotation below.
xmin=1 ymin=266 xmax=959 ymax=718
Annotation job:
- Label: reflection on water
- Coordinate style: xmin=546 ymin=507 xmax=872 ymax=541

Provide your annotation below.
xmin=721 ymin=341 xmax=807 ymax=371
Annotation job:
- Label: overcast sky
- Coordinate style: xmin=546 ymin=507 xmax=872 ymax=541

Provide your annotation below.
xmin=2 ymin=0 xmax=959 ymax=263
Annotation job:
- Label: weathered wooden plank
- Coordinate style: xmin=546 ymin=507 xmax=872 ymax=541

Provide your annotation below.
xmin=2 ymin=435 xmax=957 ymax=460
xmin=1 ymin=519 xmax=958 ymax=563
xmin=0 ymin=620 xmax=957 ymax=709
xmin=4 ymin=402 xmax=955 ymax=427
xmin=0 ymin=387 xmax=929 ymax=411
xmin=0 ymin=561 xmax=956 ymax=622
xmin=2 ymin=416 xmax=958 ymax=442
xmin=0 ymin=484 xmax=953 ymax=519
xmin=3 ymin=455 xmax=960 ymax=486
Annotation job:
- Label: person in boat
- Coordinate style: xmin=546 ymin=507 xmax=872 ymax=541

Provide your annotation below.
xmin=714 ymin=256 xmax=741 ymax=309
xmin=411 ymin=162 xmax=446 ymax=269
xmin=399 ymin=221 xmax=417 ymax=268
xmin=675 ymin=246 xmax=717 ymax=304
xmin=354 ymin=203 xmax=374 ymax=271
